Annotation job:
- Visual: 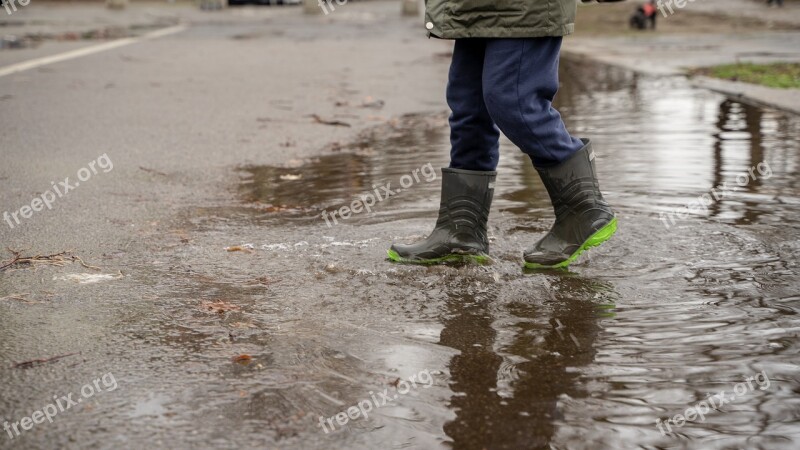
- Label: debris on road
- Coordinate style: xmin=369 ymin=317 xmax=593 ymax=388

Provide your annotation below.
xmin=12 ymin=352 xmax=80 ymax=369
xmin=225 ymin=244 xmax=255 ymax=253
xmin=254 ymin=275 xmax=278 ymax=286
xmin=361 ymin=96 xmax=385 ymax=109
xmin=139 ymin=166 xmax=169 ymax=177
xmin=201 ymin=300 xmax=241 ymax=314
xmin=0 ymin=293 xmax=43 ymax=304
xmin=232 ymin=354 xmax=252 ymax=364
xmin=0 ymin=248 xmax=101 ymax=272
xmin=309 ymin=114 xmax=351 ymax=128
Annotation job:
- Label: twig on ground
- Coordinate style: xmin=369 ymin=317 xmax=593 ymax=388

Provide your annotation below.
xmin=0 ymin=248 xmax=102 ymax=272
xmin=309 ymin=114 xmax=351 ymax=128
xmin=139 ymin=166 xmax=169 ymax=177
xmin=12 ymin=352 xmax=80 ymax=369
xmin=72 ymin=255 xmax=102 ymax=271
xmin=0 ymin=293 xmax=43 ymax=304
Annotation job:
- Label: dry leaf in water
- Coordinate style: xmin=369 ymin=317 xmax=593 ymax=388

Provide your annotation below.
xmin=225 ymin=246 xmax=252 ymax=253
xmin=201 ymin=300 xmax=241 ymax=314
xmin=233 ymin=354 xmax=252 ymax=364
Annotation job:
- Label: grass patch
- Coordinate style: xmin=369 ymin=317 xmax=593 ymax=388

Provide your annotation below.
xmin=692 ymin=63 xmax=800 ymax=89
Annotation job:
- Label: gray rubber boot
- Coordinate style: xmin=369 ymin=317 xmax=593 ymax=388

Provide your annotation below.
xmin=388 ymin=168 xmax=496 ymax=264
xmin=523 ymin=139 xmax=617 ymax=269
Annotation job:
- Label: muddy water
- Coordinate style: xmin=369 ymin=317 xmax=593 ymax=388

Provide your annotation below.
xmin=2 ymin=60 xmax=800 ymax=449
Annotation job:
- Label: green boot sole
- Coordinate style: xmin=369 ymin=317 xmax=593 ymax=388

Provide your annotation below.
xmin=524 ymin=217 xmax=618 ymax=270
xmin=387 ymin=248 xmax=490 ymax=265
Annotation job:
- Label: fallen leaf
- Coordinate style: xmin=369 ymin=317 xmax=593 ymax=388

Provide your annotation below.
xmin=225 ymin=244 xmax=254 ymax=253
xmin=201 ymin=300 xmax=241 ymax=314
xmin=233 ymin=354 xmax=252 ymax=364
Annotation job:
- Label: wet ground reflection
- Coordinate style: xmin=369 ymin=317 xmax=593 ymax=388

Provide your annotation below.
xmin=440 ymin=275 xmax=614 ymax=449
xmin=2 ymin=60 xmax=798 ymax=449
xmin=212 ymin=58 xmax=799 ymax=449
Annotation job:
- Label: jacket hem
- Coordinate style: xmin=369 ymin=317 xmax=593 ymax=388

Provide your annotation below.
xmin=437 ymin=23 xmax=574 ymax=39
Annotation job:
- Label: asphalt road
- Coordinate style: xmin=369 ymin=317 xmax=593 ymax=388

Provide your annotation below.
xmin=0 ymin=2 xmax=449 ymax=254
xmin=2 ymin=2 xmax=800 ymax=450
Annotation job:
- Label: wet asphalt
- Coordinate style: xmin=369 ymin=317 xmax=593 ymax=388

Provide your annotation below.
xmin=2 ymin=2 xmax=800 ymax=450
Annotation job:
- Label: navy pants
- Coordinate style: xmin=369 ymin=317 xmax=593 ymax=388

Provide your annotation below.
xmin=447 ymin=37 xmax=584 ymax=171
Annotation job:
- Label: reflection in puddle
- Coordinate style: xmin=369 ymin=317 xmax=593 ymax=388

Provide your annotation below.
xmin=236 ymin=113 xmax=455 ymax=226
xmin=440 ymin=275 xmax=617 ymax=449
xmin=201 ymin=59 xmax=799 ymax=449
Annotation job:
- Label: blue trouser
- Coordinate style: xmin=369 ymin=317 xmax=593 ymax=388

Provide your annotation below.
xmin=447 ymin=37 xmax=584 ymax=171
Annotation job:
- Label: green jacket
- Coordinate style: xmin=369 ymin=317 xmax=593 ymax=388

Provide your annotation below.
xmin=424 ymin=0 xmax=578 ymax=39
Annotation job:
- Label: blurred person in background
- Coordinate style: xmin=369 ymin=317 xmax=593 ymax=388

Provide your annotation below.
xmin=631 ymin=0 xmax=658 ymax=30
xmin=389 ymin=0 xmax=620 ymax=269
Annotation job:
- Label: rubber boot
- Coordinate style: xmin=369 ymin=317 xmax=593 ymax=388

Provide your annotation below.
xmin=523 ymin=139 xmax=617 ymax=269
xmin=388 ymin=168 xmax=496 ymax=264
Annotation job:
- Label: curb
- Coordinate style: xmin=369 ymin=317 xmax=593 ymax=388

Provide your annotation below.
xmin=562 ymin=48 xmax=800 ymax=116
xmin=689 ymin=75 xmax=800 ymax=115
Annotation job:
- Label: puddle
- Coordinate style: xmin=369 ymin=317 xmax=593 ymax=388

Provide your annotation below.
xmin=234 ymin=113 xmax=455 ymax=226
xmin=203 ymin=58 xmax=798 ymax=448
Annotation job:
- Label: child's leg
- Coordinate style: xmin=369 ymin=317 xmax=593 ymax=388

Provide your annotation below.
xmin=387 ymin=40 xmax=500 ymax=264
xmin=481 ymin=37 xmax=583 ymax=168
xmin=479 ymin=38 xmax=616 ymax=268
xmin=447 ymin=39 xmax=501 ymax=171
